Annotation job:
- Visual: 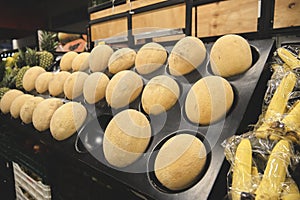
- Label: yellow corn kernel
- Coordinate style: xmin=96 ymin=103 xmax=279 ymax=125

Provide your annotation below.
xmin=256 ymin=73 xmax=296 ymax=139
xmin=255 ymin=140 xmax=291 ymax=200
xmin=281 ymin=178 xmax=300 ymax=200
xmin=277 ymin=47 xmax=300 ymax=70
xmin=231 ymin=139 xmax=252 ymax=200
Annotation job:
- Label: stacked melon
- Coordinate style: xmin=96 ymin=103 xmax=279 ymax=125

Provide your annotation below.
xmin=0 ymin=34 xmax=254 ymax=191
xmin=0 ymin=88 xmax=87 ymax=141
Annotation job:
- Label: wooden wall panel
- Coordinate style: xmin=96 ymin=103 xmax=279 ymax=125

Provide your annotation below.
xmin=132 ymin=4 xmax=185 ymax=34
xmin=273 ymin=0 xmax=300 ymax=29
xmin=192 ymin=7 xmax=196 ymax=37
xmin=90 ymin=0 xmax=167 ymax=20
xmin=91 ymin=18 xmax=127 ymax=41
xmin=197 ymin=0 xmax=258 ymax=37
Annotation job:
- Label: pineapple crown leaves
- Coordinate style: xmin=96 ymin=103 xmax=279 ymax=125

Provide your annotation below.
xmin=0 ymin=67 xmax=19 ymax=88
xmin=25 ymin=47 xmax=39 ymax=66
xmin=40 ymin=31 xmax=58 ymax=52
xmin=15 ymin=48 xmax=27 ymax=68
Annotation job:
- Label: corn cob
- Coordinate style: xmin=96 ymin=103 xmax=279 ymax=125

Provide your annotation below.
xmin=256 ymin=73 xmax=296 ymax=139
xmin=231 ymin=139 xmax=252 ymax=200
xmin=281 ymin=101 xmax=300 ymax=140
xmin=277 ymin=47 xmax=300 ymax=70
xmin=251 ymin=166 xmax=260 ymax=193
xmin=255 ymin=140 xmax=291 ymax=200
xmin=281 ymin=178 xmax=300 ymax=200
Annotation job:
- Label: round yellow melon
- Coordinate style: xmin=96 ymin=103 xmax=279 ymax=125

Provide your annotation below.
xmin=10 ymin=94 xmax=34 ymax=118
xmin=154 ymin=134 xmax=207 ymax=191
xmin=0 ymin=89 xmax=24 ymax=114
xmin=72 ymin=52 xmax=90 ymax=72
xmin=142 ymin=75 xmax=180 ymax=115
xmin=22 ymin=66 xmax=46 ymax=92
xmin=60 ymin=51 xmax=78 ymax=71
xmin=103 ymin=109 xmax=151 ymax=167
xmin=20 ymin=96 xmax=44 ymax=124
xmin=32 ymin=98 xmax=63 ymax=131
xmin=210 ymin=34 xmax=252 ymax=77
xmin=168 ymin=36 xmax=206 ymax=76
xmin=48 ymin=71 xmax=71 ymax=97
xmin=50 ymin=102 xmax=87 ymax=141
xmin=185 ymin=76 xmax=234 ymax=125
xmin=108 ymin=48 xmax=136 ymax=74
xmin=35 ymin=72 xmax=54 ymax=94
xmin=135 ymin=42 xmax=167 ymax=75
xmin=106 ymin=70 xmax=143 ymax=109
xmin=63 ymin=71 xmax=88 ymax=100
xmin=89 ymin=45 xmax=114 ymax=72
xmin=83 ymin=72 xmax=109 ymax=104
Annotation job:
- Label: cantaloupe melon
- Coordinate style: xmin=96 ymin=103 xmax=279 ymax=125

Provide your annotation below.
xmin=50 ymin=102 xmax=87 ymax=141
xmin=22 ymin=66 xmax=46 ymax=92
xmin=20 ymin=96 xmax=44 ymax=124
xmin=35 ymin=72 xmax=53 ymax=94
xmin=83 ymin=72 xmax=109 ymax=104
xmin=185 ymin=76 xmax=234 ymax=125
xmin=10 ymin=94 xmax=34 ymax=119
xmin=135 ymin=42 xmax=167 ymax=75
xmin=106 ymin=70 xmax=143 ymax=109
xmin=63 ymin=71 xmax=88 ymax=100
xmin=103 ymin=109 xmax=151 ymax=167
xmin=210 ymin=34 xmax=252 ymax=77
xmin=168 ymin=36 xmax=206 ymax=76
xmin=108 ymin=48 xmax=136 ymax=74
xmin=0 ymin=89 xmax=24 ymax=114
xmin=72 ymin=52 xmax=90 ymax=72
xmin=48 ymin=71 xmax=71 ymax=97
xmin=32 ymin=98 xmax=63 ymax=132
xmin=142 ymin=75 xmax=180 ymax=115
xmin=89 ymin=45 xmax=113 ymax=72
xmin=154 ymin=134 xmax=207 ymax=190
xmin=60 ymin=51 xmax=78 ymax=71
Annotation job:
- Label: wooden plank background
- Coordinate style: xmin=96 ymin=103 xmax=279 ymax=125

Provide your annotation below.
xmin=273 ymin=0 xmax=300 ymax=29
xmin=91 ymin=17 xmax=127 ymax=41
xmin=90 ymin=0 xmax=167 ymax=20
xmin=196 ymin=0 xmax=258 ymax=37
xmin=132 ymin=4 xmax=185 ymax=33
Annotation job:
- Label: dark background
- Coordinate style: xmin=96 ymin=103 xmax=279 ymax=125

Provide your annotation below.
xmin=0 ymin=0 xmax=92 ymax=50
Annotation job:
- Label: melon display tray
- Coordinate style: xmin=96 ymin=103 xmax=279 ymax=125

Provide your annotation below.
xmin=1 ymin=39 xmax=274 ymax=200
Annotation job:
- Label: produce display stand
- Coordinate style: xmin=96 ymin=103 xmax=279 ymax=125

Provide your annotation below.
xmin=0 ymin=38 xmax=274 ymax=199
xmin=0 ymin=0 xmax=299 ymax=199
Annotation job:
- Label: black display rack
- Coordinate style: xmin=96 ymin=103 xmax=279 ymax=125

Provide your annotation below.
xmin=1 ymin=0 xmax=299 ymax=199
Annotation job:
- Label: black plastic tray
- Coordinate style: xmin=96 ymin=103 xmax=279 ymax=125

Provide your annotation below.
xmin=74 ymin=39 xmax=275 ymax=199
xmin=0 ymin=39 xmax=274 ymax=200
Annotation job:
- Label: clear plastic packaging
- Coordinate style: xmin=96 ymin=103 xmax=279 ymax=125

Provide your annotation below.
xmin=223 ymin=132 xmax=300 ymax=200
xmin=223 ymin=45 xmax=300 ymax=200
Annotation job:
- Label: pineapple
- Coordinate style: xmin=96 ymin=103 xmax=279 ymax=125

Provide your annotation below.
xmin=15 ymin=66 xmax=30 ymax=90
xmin=0 ymin=67 xmax=19 ymax=88
xmin=0 ymin=87 xmax=9 ymax=99
xmin=15 ymin=49 xmax=26 ymax=68
xmin=5 ymin=57 xmax=16 ymax=68
xmin=25 ymin=47 xmax=39 ymax=66
xmin=39 ymin=31 xmax=58 ymax=52
xmin=38 ymin=31 xmax=58 ymax=70
xmin=38 ymin=51 xmax=54 ymax=70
